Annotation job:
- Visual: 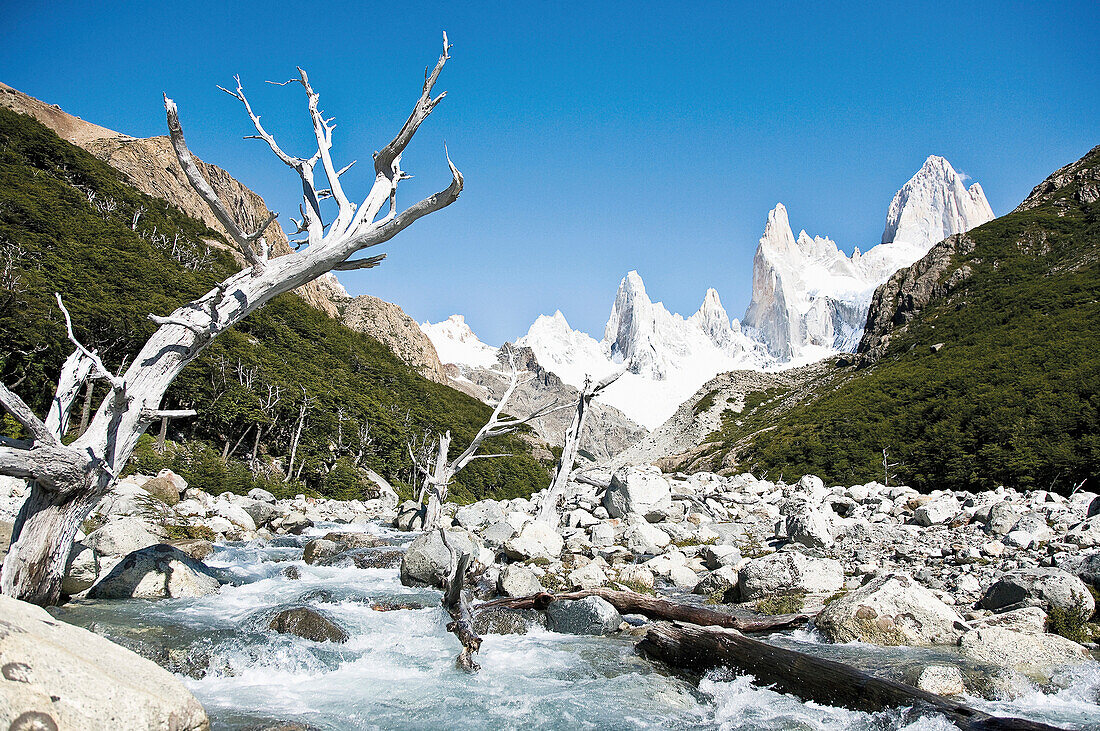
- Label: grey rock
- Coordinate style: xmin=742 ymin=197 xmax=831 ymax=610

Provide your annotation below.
xmin=916 ymin=665 xmax=965 ymax=696
xmin=481 ymin=521 xmax=517 ymax=549
xmin=603 ymin=467 xmax=674 ymax=522
xmin=472 ymin=607 xmax=543 ymax=635
xmin=913 ymin=496 xmax=960 ymax=527
xmin=959 ymin=626 xmax=1090 ymax=681
xmin=247 ymin=487 xmax=277 ymax=503
xmin=546 ymin=596 xmax=622 ymax=635
xmin=504 ymin=521 xmax=563 ymax=561
xmin=737 ymin=551 xmax=844 ymax=601
xmin=399 ymin=527 xmax=480 ymax=588
xmin=84 ymin=517 xmax=165 ymax=558
xmin=62 ymin=541 xmax=99 ymax=596
xmin=393 ymin=500 xmax=425 ymax=532
xmin=785 ymin=504 xmax=833 ymax=548
xmin=455 ymin=500 xmax=506 ymax=531
xmin=267 ymin=606 xmax=349 ymax=643
xmin=88 ymin=544 xmax=220 ymax=600
xmin=0 ymin=595 xmax=208 ymax=730
xmin=302 ymin=538 xmax=339 ymax=565
xmin=498 ymin=564 xmax=543 ymax=597
xmin=980 ymin=568 xmax=1094 ymax=618
xmin=242 ymin=499 xmax=279 ymax=528
xmin=815 ymin=572 xmax=965 ymax=646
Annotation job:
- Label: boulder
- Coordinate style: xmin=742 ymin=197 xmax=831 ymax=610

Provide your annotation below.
xmin=916 ymin=665 xmax=965 ymax=696
xmin=1073 ymin=551 xmax=1100 ymax=590
xmin=472 ymin=607 xmax=543 ymax=635
xmin=567 ymin=562 xmax=608 ymax=590
xmin=603 ymin=467 xmax=674 ymax=522
xmin=913 ymin=495 xmax=960 ymax=526
xmin=623 ymin=522 xmax=671 ymax=555
xmin=694 ymin=566 xmax=738 ymax=597
xmin=814 ymin=572 xmax=965 ymax=646
xmin=617 ymin=565 xmax=656 ymax=591
xmin=699 ymin=544 xmax=742 ymax=570
xmin=170 ymin=539 xmax=215 ymax=561
xmin=504 ymin=521 xmax=563 ymax=562
xmin=247 ymin=487 xmax=277 ymax=503
xmin=87 ymin=545 xmax=220 ymax=600
xmin=280 ymin=511 xmax=314 ymax=535
xmin=481 ymin=521 xmax=517 ymax=548
xmin=0 ymin=595 xmax=208 ymax=730
xmin=96 ymin=480 xmax=171 ymax=522
xmin=140 ymin=471 xmax=184 ymax=506
xmin=393 ymin=500 xmax=425 ymax=532
xmin=667 ymin=564 xmax=699 ymax=589
xmin=498 ymin=564 xmax=543 ymax=597
xmin=61 ymin=541 xmax=99 ymax=596
xmin=242 ymin=499 xmax=278 ymax=528
xmin=546 ymin=596 xmax=622 ymax=635
xmin=980 ymin=568 xmax=1094 ymax=618
xmin=84 ymin=517 xmax=164 ymax=558
xmin=399 ymin=527 xmax=480 ymax=588
xmin=267 ymin=606 xmax=349 ymax=643
xmin=455 ymin=500 xmax=506 ymax=531
xmin=736 ymin=551 xmax=844 ymax=601
xmin=959 ymin=626 xmax=1091 ymax=681
xmin=302 ymin=538 xmax=339 ymax=565
xmin=784 ymin=504 xmax=833 ymax=548
xmin=212 ymin=500 xmax=257 ymax=532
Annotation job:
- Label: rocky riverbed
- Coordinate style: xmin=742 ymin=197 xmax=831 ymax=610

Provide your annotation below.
xmin=2 ymin=469 xmax=1099 ymax=729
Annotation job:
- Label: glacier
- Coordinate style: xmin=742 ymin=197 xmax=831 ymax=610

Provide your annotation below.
xmin=421 ymin=155 xmax=994 ymax=430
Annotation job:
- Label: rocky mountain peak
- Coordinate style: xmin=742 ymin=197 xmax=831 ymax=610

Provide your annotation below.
xmin=881 ymin=154 xmax=994 ymax=246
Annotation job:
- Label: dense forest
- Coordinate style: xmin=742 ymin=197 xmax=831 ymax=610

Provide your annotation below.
xmin=0 ymin=107 xmax=550 ymax=502
xmin=703 ymin=147 xmax=1100 ymax=494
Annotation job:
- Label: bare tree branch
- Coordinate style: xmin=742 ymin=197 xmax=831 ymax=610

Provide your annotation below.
xmin=0 ymin=384 xmax=58 ymax=447
xmin=164 ymin=95 xmax=268 ymax=272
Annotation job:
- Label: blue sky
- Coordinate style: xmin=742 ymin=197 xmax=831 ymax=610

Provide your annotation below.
xmin=2 ymin=1 xmax=1097 ymax=344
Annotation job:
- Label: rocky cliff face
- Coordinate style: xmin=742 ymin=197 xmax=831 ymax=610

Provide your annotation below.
xmin=1014 ymin=144 xmax=1100 ymax=213
xmin=340 ymin=295 xmax=447 ymax=383
xmin=0 ymin=81 xmax=446 ymax=379
xmin=857 ymin=234 xmax=976 ymax=361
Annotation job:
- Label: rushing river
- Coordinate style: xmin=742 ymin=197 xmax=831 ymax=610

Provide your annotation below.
xmin=51 ymin=523 xmax=1100 ymax=730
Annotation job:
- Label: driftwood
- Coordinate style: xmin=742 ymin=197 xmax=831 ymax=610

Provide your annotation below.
xmin=440 ymin=529 xmax=482 ymax=671
xmin=637 ymin=622 xmax=1065 ymax=731
xmin=475 ymin=588 xmax=816 ymax=633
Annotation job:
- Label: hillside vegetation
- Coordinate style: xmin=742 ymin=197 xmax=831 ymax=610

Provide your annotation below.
xmin=695 ymin=146 xmax=1100 ymax=494
xmin=0 ymin=106 xmax=549 ymax=502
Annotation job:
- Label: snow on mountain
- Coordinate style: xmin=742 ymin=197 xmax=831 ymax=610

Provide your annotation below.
xmin=516 ymin=311 xmax=612 ymax=388
xmin=419 ymin=315 xmax=499 ymax=369
xmin=421 ymin=155 xmax=994 ymax=432
xmin=743 ymin=155 xmax=994 ymax=359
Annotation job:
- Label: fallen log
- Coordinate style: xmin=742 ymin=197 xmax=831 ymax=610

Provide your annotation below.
xmin=637 ymin=622 xmax=1065 ymax=731
xmin=475 ymin=588 xmax=816 ymax=633
xmin=440 ymin=529 xmax=482 ymax=672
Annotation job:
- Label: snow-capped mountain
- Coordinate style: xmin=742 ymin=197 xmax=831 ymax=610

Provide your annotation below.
xmin=418 ymin=315 xmax=499 ymax=369
xmin=422 ymin=155 xmax=994 ymax=431
xmin=424 ymin=276 xmax=773 ymax=429
xmin=743 ymin=155 xmax=994 ymax=359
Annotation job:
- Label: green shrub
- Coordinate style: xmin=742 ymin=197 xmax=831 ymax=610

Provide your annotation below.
xmin=754 ymin=591 xmax=806 ymax=615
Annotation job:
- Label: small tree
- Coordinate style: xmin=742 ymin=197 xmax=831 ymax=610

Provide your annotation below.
xmin=411 ymin=348 xmax=569 ymax=530
xmin=537 ymin=368 xmax=624 ymax=524
xmin=0 ymin=34 xmax=463 ymax=605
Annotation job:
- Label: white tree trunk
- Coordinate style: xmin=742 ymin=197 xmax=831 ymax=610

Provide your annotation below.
xmin=537 ymin=369 xmax=625 ymax=525
xmin=0 ymin=34 xmax=463 ymax=605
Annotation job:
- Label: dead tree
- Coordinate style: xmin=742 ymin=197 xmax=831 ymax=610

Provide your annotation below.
xmin=475 ymin=588 xmax=816 ymax=634
xmin=440 ymin=528 xmax=482 ymax=671
xmin=537 ymin=368 xmax=625 ymax=524
xmin=414 ymin=349 xmax=570 ymax=531
xmin=637 ymin=622 xmax=1062 ymax=731
xmin=0 ymin=34 xmax=463 ymax=606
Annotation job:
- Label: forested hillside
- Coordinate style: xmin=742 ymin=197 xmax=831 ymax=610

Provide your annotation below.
xmin=690 ymin=146 xmax=1100 ymax=494
xmin=0 ymin=107 xmax=549 ymax=501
